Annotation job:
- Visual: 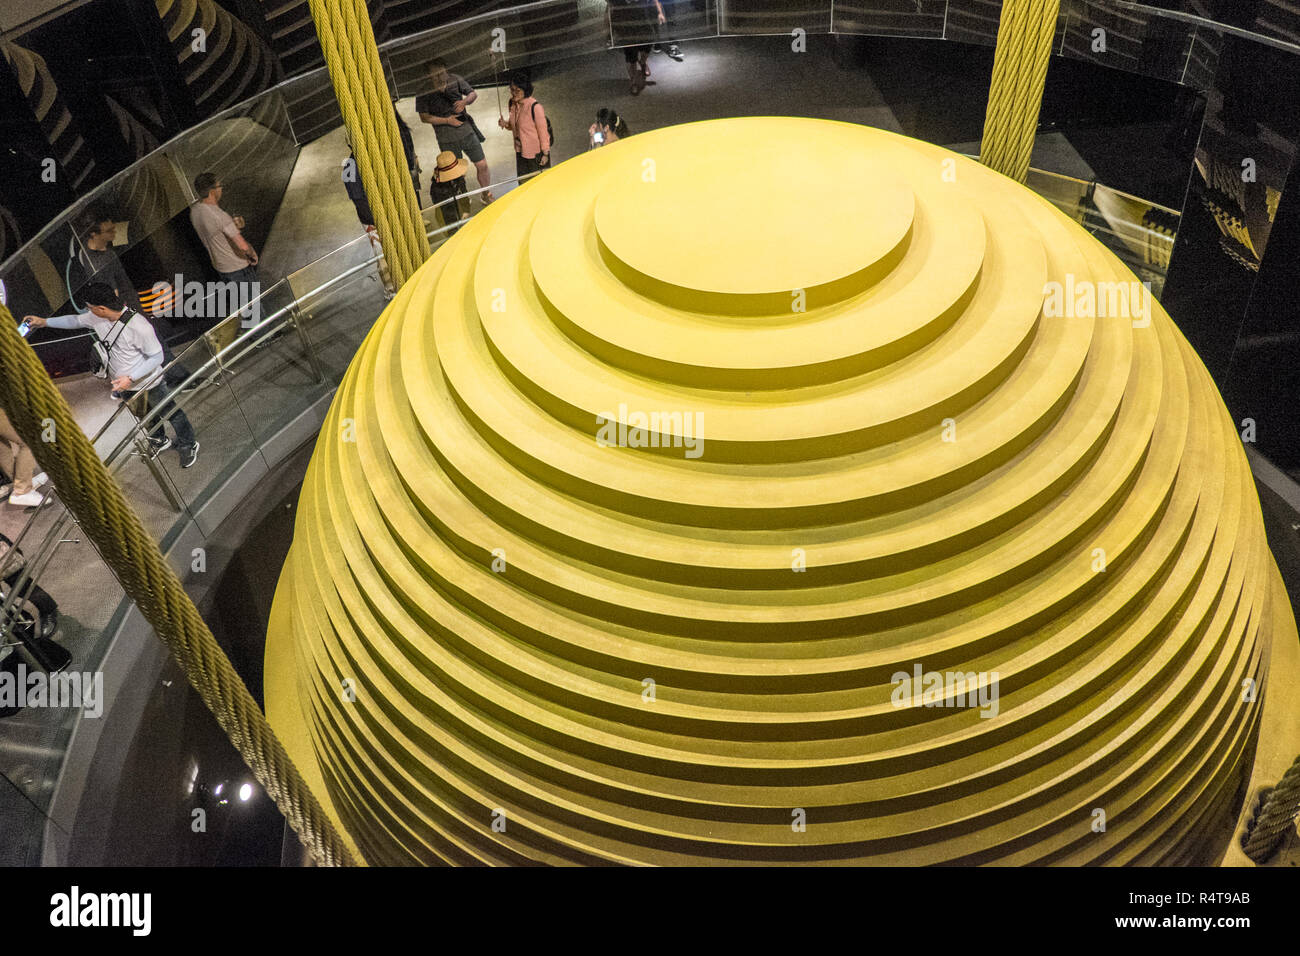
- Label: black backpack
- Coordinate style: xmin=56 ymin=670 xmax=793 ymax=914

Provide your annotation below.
xmin=531 ymin=101 xmax=554 ymax=153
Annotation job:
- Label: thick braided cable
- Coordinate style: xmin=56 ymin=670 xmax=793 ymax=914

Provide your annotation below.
xmin=1242 ymin=756 xmax=1300 ymax=862
xmin=309 ymin=0 xmax=428 ymax=286
xmin=0 ymin=304 xmax=357 ymax=867
xmin=979 ymin=0 xmax=1061 ymax=183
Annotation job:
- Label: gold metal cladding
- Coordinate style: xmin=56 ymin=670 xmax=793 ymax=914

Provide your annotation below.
xmin=265 ymin=117 xmax=1295 ymax=865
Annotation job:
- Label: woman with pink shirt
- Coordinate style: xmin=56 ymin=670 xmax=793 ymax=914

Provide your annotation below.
xmin=497 ymin=72 xmax=552 ymax=178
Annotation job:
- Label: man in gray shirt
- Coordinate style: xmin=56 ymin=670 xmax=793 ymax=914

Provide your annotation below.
xmin=25 ymin=282 xmax=199 ymax=468
xmin=417 ymin=62 xmax=494 ymax=202
xmin=71 ymin=215 xmax=144 ymax=314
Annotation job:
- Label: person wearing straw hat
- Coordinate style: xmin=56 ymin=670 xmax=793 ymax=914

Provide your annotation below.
xmin=429 ymin=150 xmax=471 ymax=236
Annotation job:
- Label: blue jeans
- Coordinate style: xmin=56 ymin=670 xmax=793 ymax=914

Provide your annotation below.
xmin=124 ymin=384 xmax=196 ymax=451
xmin=217 ymin=265 xmax=259 ymax=285
xmin=217 ymin=265 xmax=260 ymax=326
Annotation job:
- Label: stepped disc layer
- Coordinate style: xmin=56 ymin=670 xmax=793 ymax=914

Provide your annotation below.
xmin=265 ymin=117 xmax=1293 ymax=865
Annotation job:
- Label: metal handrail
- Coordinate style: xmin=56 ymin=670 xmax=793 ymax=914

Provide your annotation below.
xmin=1 ymin=91 xmax=289 ymax=282
xmin=1112 ymin=1 xmax=1300 ymax=56
xmin=0 ymin=171 xmax=537 ymax=642
xmin=7 ymin=0 xmax=1268 ymax=291
xmin=0 ymin=0 xmax=571 ymax=281
xmin=76 ymin=171 xmax=536 ymax=462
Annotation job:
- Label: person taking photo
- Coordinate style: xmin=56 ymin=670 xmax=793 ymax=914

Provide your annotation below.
xmin=24 ymin=282 xmax=200 ymax=469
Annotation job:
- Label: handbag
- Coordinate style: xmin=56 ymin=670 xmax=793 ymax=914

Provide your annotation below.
xmin=467 ymin=112 xmax=486 ymax=144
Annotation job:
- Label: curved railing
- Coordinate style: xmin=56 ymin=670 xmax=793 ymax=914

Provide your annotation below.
xmin=9 ymin=0 xmax=1298 ymax=332
xmin=0 ymin=173 xmax=537 ymax=865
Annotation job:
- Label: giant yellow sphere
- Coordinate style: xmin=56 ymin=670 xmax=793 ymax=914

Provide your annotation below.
xmin=265 ymin=117 xmax=1295 ymax=865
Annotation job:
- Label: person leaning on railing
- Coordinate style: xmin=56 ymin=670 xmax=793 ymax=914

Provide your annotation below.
xmin=24 ymin=283 xmax=200 ymax=470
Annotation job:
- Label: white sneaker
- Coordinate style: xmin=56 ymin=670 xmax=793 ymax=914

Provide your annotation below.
xmin=8 ymin=490 xmax=45 ymax=508
xmin=31 ymin=472 xmax=48 ymax=490
xmin=0 ymin=484 xmax=10 ymax=498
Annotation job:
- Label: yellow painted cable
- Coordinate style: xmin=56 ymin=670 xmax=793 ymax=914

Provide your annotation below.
xmin=0 ymin=303 xmax=357 ymax=867
xmin=980 ymin=0 xmax=1061 ymax=182
xmin=308 ymin=0 xmax=427 ymax=286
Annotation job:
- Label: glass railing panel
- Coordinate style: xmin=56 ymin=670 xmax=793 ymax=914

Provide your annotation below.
xmin=659 ymin=0 xmax=720 ymax=43
xmin=1024 ymin=166 xmax=1093 ymax=213
xmin=280 ymin=233 xmax=378 ymax=306
xmin=0 ymin=496 xmax=130 ymax=823
xmin=384 ymin=1 xmax=616 ymax=98
xmin=601 ymin=0 xmax=717 ymax=48
xmin=1 ymin=219 xmax=90 ymax=359
xmin=104 ymin=431 xmax=188 ymax=546
xmin=1112 ymin=1 xmax=1300 ymax=57
xmin=216 ymin=306 xmax=337 ymax=453
xmin=719 ymin=0 xmax=829 ymax=35
xmin=58 ymin=150 xmax=194 ymax=263
xmin=1058 ymin=0 xmax=1198 ymax=85
xmin=943 ymin=0 xmax=1007 ymax=46
xmin=833 ymin=0 xmax=948 ymax=38
xmin=48 ymin=150 xmax=197 ymax=338
xmin=166 ymin=92 xmax=301 ymax=271
xmin=1021 ymin=171 xmax=1176 ymax=295
xmin=1089 ymin=182 xmax=1176 ymax=275
xmin=228 ymin=275 xmax=301 ymax=341
xmin=423 ymin=192 xmax=475 ymax=239
xmin=0 ymin=151 xmax=191 ymax=328
xmin=498 ymin=0 xmax=632 ymax=68
xmin=128 ymin=337 xmax=266 ymax=539
xmin=287 ymin=257 xmax=393 ymax=388
xmin=279 ymin=68 xmax=343 ymax=146
xmin=1179 ymin=24 xmax=1221 ymax=89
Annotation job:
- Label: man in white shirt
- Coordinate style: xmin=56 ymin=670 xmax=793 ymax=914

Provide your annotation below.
xmin=189 ymin=171 xmax=259 ymax=325
xmin=25 ymin=283 xmax=200 ymax=469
